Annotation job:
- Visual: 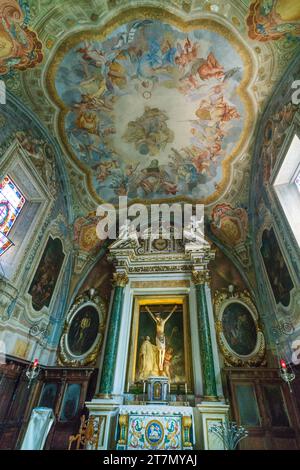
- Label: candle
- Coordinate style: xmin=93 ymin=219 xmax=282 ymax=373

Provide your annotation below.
xmin=280 ymin=359 xmax=287 ymax=370
xmin=143 ymin=381 xmax=146 ymax=395
xmin=185 ymin=383 xmax=188 ymax=395
xmin=127 ymin=382 xmax=130 ymax=393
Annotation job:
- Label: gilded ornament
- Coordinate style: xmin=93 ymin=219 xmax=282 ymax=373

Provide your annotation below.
xmin=58 ymin=290 xmax=106 ymax=366
xmin=192 ymin=270 xmax=211 ymax=285
xmin=113 ymin=272 xmax=129 ymax=287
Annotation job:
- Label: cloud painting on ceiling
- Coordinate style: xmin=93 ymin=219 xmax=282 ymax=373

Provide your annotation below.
xmin=47 ymin=16 xmax=254 ymax=205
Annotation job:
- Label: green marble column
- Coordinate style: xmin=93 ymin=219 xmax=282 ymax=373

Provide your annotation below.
xmin=98 ymin=272 xmax=128 ymax=396
xmin=192 ymin=270 xmax=218 ymax=400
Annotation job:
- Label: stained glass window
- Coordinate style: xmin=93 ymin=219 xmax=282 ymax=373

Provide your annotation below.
xmin=0 ymin=175 xmax=26 ymax=256
xmin=295 ymin=170 xmax=300 ymax=193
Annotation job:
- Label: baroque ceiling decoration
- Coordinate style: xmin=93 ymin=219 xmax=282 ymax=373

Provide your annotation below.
xmin=46 ymin=12 xmax=255 ymax=205
xmin=246 ymin=0 xmax=300 ymax=42
xmin=1 ymin=0 xmax=299 ymax=228
xmin=0 ymin=0 xmax=43 ymax=76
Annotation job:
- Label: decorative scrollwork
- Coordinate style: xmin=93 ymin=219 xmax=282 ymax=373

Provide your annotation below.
xmin=191 ymin=269 xmax=211 ymax=285
xmin=271 ymin=319 xmax=295 ymax=339
xmin=113 ymin=272 xmax=129 ymax=287
xmin=68 ymin=414 xmax=103 ymax=450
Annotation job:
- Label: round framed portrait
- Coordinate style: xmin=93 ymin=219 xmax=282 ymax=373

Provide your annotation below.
xmin=214 ymin=291 xmax=265 ymax=366
xmin=58 ymin=292 xmax=106 ymax=366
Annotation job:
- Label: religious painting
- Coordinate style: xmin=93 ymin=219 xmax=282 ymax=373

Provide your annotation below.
xmin=260 ymin=227 xmax=294 ymax=307
xmin=38 ymin=383 xmax=58 ymax=410
xmin=126 ymin=296 xmax=192 ymax=388
xmin=58 ymin=292 xmax=106 ymax=366
xmin=47 ymin=13 xmax=254 ymax=206
xmin=60 ymin=383 xmax=81 ymax=422
xmin=247 ymin=0 xmax=300 ymax=42
xmin=222 ymin=303 xmax=257 ymax=356
xmin=28 ymin=237 xmax=65 ymax=311
xmin=235 ymin=384 xmax=261 ymax=427
xmin=214 ymin=291 xmax=265 ymax=366
xmin=0 ymin=1 xmax=43 ymax=76
xmin=68 ymin=305 xmax=99 ymax=356
xmin=263 ymin=384 xmax=290 ymax=427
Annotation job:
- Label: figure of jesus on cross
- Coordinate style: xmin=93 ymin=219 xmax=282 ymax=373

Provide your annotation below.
xmin=145 ymin=305 xmax=177 ymax=372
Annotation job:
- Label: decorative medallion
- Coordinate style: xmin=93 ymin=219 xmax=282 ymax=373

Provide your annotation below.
xmin=152 ymin=237 xmax=168 ymax=251
xmin=145 ymin=420 xmax=164 ymax=446
xmin=210 ymin=203 xmax=248 ymax=247
xmin=58 ymin=290 xmax=106 ymax=366
xmin=214 ymin=290 xmax=265 ymax=366
xmin=46 ymin=10 xmax=254 ymax=206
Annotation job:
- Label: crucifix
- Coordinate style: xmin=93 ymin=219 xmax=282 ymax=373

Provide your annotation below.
xmin=145 ymin=305 xmax=177 ymax=371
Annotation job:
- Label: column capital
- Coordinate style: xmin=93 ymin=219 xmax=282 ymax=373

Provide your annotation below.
xmin=192 ymin=269 xmax=211 ymax=285
xmin=113 ymin=271 xmax=129 ymax=287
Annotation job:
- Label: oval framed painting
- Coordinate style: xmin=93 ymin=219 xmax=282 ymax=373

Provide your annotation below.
xmin=214 ymin=291 xmax=265 ymax=366
xmin=58 ymin=291 xmax=106 ymax=366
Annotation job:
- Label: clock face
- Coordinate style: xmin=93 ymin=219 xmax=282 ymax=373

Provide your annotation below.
xmin=152 ymin=238 xmax=168 ymax=251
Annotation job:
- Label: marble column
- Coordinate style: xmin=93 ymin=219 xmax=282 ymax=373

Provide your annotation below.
xmin=98 ymin=271 xmax=128 ymax=396
xmin=192 ymin=270 xmax=218 ymax=400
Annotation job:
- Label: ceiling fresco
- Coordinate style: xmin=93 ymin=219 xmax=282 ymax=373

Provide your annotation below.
xmin=2 ymin=0 xmax=300 ymax=219
xmin=47 ymin=16 xmax=253 ymax=205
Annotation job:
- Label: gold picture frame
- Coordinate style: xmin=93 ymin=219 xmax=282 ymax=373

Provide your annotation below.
xmin=126 ymin=294 xmax=193 ymax=390
xmin=58 ymin=290 xmax=106 ymax=366
xmin=214 ymin=290 xmax=266 ymax=367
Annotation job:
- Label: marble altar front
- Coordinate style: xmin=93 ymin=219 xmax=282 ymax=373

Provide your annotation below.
xmin=116 ymin=405 xmax=194 ymax=450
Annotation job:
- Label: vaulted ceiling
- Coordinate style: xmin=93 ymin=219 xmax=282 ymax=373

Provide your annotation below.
xmin=2 ymin=0 xmax=300 ymax=219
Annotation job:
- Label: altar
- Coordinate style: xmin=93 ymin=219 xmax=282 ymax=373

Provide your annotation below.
xmin=116 ymin=405 xmax=194 ymax=450
xmin=85 ymin=230 xmax=229 ymax=450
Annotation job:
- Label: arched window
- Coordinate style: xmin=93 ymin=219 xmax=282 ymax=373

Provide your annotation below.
xmin=273 ymin=134 xmax=300 ymax=247
xmin=0 ymin=175 xmax=26 ymax=256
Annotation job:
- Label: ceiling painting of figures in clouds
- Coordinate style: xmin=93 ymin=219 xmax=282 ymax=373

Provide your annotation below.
xmin=47 ymin=13 xmax=255 ymax=206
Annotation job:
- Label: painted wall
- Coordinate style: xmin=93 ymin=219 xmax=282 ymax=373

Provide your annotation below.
xmin=250 ymin=56 xmax=300 ymax=359
xmin=0 ymin=92 xmax=73 ymax=365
